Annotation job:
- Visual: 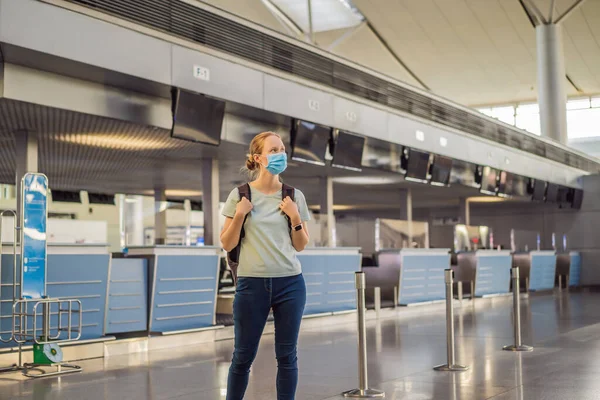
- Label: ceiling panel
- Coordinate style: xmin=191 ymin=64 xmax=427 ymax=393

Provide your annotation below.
xmin=202 ymin=0 xmax=600 ymax=106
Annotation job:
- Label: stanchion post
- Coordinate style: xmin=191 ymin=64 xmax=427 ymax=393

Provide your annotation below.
xmin=434 ymin=269 xmax=468 ymax=372
xmin=343 ymin=272 xmax=385 ymax=398
xmin=374 ymin=287 xmax=381 ymax=320
xmin=503 ymin=267 xmax=533 ymax=352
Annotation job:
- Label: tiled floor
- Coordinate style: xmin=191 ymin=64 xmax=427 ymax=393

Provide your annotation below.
xmin=2 ymin=291 xmax=600 ymax=399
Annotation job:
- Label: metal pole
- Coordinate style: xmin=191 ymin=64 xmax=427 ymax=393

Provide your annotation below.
xmin=393 ymin=286 xmax=398 ymax=309
xmin=434 ymin=270 xmax=468 ymax=372
xmin=374 ymin=287 xmax=381 ymax=320
xmin=307 ymin=0 xmax=314 ymax=44
xmin=43 ymin=301 xmax=50 ymax=342
xmin=503 ymin=268 xmax=533 ymax=352
xmin=343 ymin=272 xmax=385 ymax=398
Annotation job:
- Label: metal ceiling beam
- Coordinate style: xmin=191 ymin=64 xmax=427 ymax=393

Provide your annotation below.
xmin=307 ymin=0 xmax=315 ymax=44
xmin=261 ymin=0 xmax=305 ymax=40
xmin=548 ymin=0 xmax=556 ymax=23
xmin=523 ymin=0 xmax=548 ymax=24
xmin=365 ymin=22 xmax=430 ymax=91
xmin=327 ymin=21 xmax=366 ymax=51
xmin=555 ymin=0 xmax=587 ymax=24
xmin=518 ymin=0 xmax=538 ymax=27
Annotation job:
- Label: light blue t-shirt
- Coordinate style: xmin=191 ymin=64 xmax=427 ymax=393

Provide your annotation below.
xmin=222 ymin=185 xmax=311 ymax=278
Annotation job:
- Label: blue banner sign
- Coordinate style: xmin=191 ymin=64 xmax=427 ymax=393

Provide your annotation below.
xmin=21 ymin=173 xmax=48 ymax=300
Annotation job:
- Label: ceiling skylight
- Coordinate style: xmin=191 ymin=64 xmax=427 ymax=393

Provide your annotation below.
xmin=271 ymin=0 xmax=364 ymax=33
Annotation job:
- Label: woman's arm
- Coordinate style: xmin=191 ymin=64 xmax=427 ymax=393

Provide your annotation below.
xmin=290 ymin=219 xmax=310 ymax=252
xmin=220 ymin=197 xmax=253 ymax=252
xmin=281 ymin=197 xmax=310 ymax=252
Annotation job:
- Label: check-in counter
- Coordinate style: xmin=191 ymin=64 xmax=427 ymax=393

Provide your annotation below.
xmin=105 ymin=255 xmax=148 ymax=334
xmin=569 ymin=252 xmax=582 ymax=286
xmin=126 ymin=246 xmax=220 ymax=334
xmin=556 ymin=251 xmax=582 ymax=287
xmin=364 ymin=250 xmax=402 ymax=306
xmin=513 ymin=251 xmax=557 ymax=292
xmin=455 ymin=252 xmax=476 ymax=297
xmin=297 ymin=247 xmax=361 ymax=315
xmin=398 ymin=249 xmax=450 ymax=305
xmin=0 ymin=243 xmax=111 ymax=347
xmin=473 ymin=250 xmax=512 ymax=297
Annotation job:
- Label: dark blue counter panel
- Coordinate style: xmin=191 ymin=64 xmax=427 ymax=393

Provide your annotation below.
xmin=106 ymin=258 xmax=148 ymax=334
xmin=398 ymin=251 xmax=450 ymax=305
xmin=474 ymin=252 xmax=512 ymax=297
xmin=46 ymin=254 xmax=110 ymax=340
xmin=298 ymin=252 xmax=360 ymax=315
xmin=0 ymin=253 xmax=21 ymax=347
xmin=529 ymin=252 xmax=557 ymax=291
xmin=569 ymin=252 xmax=582 ymax=286
xmin=149 ymin=254 xmax=219 ymax=333
xmin=1 ymin=252 xmax=110 ymax=346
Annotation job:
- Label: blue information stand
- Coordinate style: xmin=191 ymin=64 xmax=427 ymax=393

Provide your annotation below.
xmin=0 ymin=173 xmax=82 ymax=378
xmin=21 ymin=174 xmax=48 ymax=300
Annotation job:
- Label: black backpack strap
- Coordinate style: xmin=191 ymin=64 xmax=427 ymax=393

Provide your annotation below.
xmin=281 ymin=184 xmax=296 ymax=233
xmin=282 ymin=183 xmax=295 ymax=202
xmin=237 ymin=183 xmax=251 ymax=239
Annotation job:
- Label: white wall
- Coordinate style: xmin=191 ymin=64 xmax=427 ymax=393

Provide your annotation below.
xmin=0 ymin=192 xmax=120 ymax=251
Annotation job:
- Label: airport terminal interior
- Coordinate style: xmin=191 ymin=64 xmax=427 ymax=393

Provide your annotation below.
xmin=2 ymin=0 xmax=600 ymax=399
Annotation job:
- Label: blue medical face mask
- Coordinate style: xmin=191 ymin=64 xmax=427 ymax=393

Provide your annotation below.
xmin=264 ymin=152 xmax=288 ymax=175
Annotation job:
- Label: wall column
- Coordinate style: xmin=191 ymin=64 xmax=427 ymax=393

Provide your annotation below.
xmin=202 ymin=158 xmax=220 ymax=247
xmin=15 ymin=130 xmax=38 ymax=228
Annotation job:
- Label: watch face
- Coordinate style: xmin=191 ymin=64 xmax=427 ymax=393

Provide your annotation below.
xmin=294 ymin=224 xmax=303 ymax=231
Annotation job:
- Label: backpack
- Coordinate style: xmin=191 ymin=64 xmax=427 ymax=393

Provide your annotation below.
xmin=226 ymin=183 xmax=296 ymax=284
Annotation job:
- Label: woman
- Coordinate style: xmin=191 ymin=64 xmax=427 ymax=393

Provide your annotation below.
xmin=220 ymin=131 xmax=311 ymax=400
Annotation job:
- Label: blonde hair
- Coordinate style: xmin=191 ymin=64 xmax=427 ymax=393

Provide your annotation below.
xmin=244 ymin=131 xmax=282 ymax=180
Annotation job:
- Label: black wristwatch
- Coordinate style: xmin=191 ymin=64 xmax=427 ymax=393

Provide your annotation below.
xmin=293 ymin=223 xmax=303 ymax=232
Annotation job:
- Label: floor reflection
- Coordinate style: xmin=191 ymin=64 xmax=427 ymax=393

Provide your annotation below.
xmin=1 ymin=291 xmax=600 ymax=399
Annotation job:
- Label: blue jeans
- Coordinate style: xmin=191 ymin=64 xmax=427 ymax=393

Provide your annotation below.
xmin=227 ymin=274 xmax=306 ymax=400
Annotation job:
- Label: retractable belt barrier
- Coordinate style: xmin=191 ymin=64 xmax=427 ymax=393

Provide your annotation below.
xmin=343 ymin=272 xmax=385 ymax=398
xmin=0 ymin=173 xmax=83 ymax=378
xmin=503 ymin=267 xmax=533 ymax=352
xmin=434 ymin=269 xmax=468 ymax=372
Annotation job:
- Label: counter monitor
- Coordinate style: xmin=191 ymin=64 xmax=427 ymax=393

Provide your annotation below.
xmin=291 ymin=120 xmax=331 ymax=166
xmin=171 ymin=88 xmax=225 ymax=146
xmin=332 ymin=130 xmax=365 ymax=171
xmin=430 ymin=155 xmax=453 ymax=186
xmin=480 ymin=166 xmax=499 ymax=195
xmin=403 ymin=148 xmax=431 ymax=183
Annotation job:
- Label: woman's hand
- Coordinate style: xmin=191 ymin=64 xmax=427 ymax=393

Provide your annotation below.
xmin=235 ymin=197 xmax=253 ymax=217
xmin=279 ymin=196 xmax=301 ymax=225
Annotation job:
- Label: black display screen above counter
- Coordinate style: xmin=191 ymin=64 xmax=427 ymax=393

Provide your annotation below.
xmin=332 ymin=130 xmax=365 ymax=171
xmin=404 ymin=149 xmax=431 ymax=182
xmin=430 ymin=155 xmax=453 ymax=186
xmin=531 ymin=179 xmax=546 ymax=201
xmin=450 ymin=160 xmax=480 ymax=188
xmin=171 ymin=88 xmax=225 ymax=146
xmin=480 ymin=166 xmax=499 ymax=195
xmin=291 ymin=120 xmax=331 ymax=166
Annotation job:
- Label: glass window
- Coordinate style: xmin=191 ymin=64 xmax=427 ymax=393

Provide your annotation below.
xmin=516 ymin=103 xmax=539 ymax=115
xmin=477 ymin=108 xmax=493 ymax=117
xmin=490 ymin=106 xmax=515 ymax=126
xmin=567 ymin=98 xmax=591 ymax=110
xmin=516 ymin=104 xmax=540 ymax=135
xmin=567 ymin=108 xmax=600 ymax=139
xmin=516 ymin=113 xmax=541 ymax=135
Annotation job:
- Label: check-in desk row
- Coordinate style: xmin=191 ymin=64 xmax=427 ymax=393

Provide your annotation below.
xmin=454 ymin=251 xmax=581 ymax=296
xmin=0 ymin=245 xmax=360 ymax=347
xmin=364 ymin=249 xmax=583 ymax=306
